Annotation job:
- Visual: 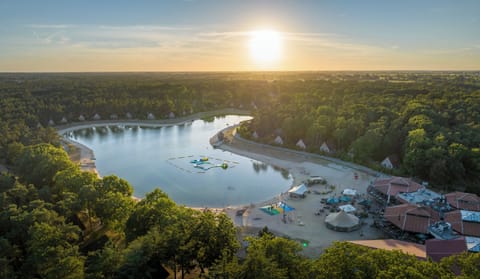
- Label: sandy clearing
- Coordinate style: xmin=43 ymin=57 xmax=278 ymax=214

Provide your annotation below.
xmin=217 ymin=127 xmax=386 ymax=256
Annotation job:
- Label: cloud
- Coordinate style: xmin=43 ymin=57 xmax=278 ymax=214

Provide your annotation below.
xmin=25 ymin=23 xmax=386 ymax=57
xmin=23 ymin=23 xmax=464 ymax=71
xmin=283 ymin=32 xmax=387 ymax=54
xmin=98 ymin=25 xmax=193 ymax=31
xmin=27 ymin=24 xmax=77 ymax=29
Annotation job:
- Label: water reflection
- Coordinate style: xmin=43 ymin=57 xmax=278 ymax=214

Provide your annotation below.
xmin=96 ymin=127 xmax=109 ymax=138
xmin=252 ymin=161 xmax=269 ymax=173
xmin=65 ymin=115 xmax=292 ymax=207
xmin=109 ymin=126 xmax=124 ymax=134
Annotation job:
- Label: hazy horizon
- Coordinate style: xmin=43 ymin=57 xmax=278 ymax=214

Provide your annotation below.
xmin=1 ymin=0 xmax=479 ymax=72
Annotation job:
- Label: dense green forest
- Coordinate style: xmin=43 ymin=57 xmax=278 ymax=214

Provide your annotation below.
xmin=0 ymin=145 xmax=479 ymax=278
xmin=1 ymin=72 xmax=480 ymax=191
xmin=1 ymin=72 xmax=480 ymax=278
xmin=237 ymin=73 xmax=480 ymax=193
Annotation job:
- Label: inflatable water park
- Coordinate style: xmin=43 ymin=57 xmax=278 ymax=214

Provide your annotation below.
xmin=166 ymin=155 xmax=239 ymax=174
xmin=190 ymin=157 xmax=229 ymax=170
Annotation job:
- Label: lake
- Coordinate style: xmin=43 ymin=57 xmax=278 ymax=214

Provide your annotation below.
xmin=64 ymin=115 xmax=293 ymax=207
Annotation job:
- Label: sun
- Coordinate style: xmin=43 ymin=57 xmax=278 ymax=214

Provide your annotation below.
xmin=248 ymin=29 xmax=282 ymax=65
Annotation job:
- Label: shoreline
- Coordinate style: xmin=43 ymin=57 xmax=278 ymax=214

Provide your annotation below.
xmin=57 ymin=108 xmax=250 ymax=202
xmin=58 ymin=111 xmax=386 ymax=256
xmin=56 ymin=108 xmax=250 ymax=134
xmin=215 ymin=126 xmax=386 ymax=256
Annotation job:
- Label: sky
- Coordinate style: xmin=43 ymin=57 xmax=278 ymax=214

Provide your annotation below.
xmin=0 ymin=0 xmax=479 ymax=72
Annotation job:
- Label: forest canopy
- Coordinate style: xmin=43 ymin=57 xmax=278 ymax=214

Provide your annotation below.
xmin=1 ymin=71 xmax=479 ymax=191
xmin=1 ymin=72 xmax=480 ymax=277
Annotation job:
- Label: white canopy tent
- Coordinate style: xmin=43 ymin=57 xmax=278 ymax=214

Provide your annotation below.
xmin=288 ymin=183 xmax=308 ymax=198
xmin=342 ymin=189 xmax=357 ymax=196
xmin=338 ymin=204 xmax=357 ymax=213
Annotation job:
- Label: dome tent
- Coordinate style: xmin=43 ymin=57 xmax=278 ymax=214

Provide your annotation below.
xmin=325 ymin=210 xmax=361 ymax=232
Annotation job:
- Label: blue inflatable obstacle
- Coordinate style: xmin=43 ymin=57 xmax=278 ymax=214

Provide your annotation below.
xmin=190 ymin=157 xmax=228 ymax=171
xmin=190 ymin=157 xmax=209 ymax=164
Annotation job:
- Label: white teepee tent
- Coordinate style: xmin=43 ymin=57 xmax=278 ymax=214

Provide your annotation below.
xmin=296 ymin=139 xmax=306 ymax=149
xmin=274 ymin=136 xmax=284 ymax=145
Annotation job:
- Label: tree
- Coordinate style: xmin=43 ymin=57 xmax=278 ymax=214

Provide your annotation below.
xmin=117 ymin=229 xmax=166 ymax=278
xmin=188 ymin=211 xmax=239 ymax=274
xmin=95 ymin=191 xmax=134 ymax=232
xmin=53 ymin=167 xmax=98 ymax=195
xmin=125 ymin=189 xmax=177 ymax=242
xmin=85 ymin=242 xmax=124 ymax=279
xmin=350 ymin=129 xmax=383 ymax=163
xmin=26 ymin=222 xmax=84 ymax=279
xmin=224 ymin=234 xmax=309 ymax=279
xmin=98 ymin=175 xmax=133 ymax=197
xmin=15 ymin=144 xmax=75 ymax=188
xmin=78 ymin=184 xmax=99 ymax=229
xmin=440 ymin=252 xmax=480 ymax=278
xmin=403 ymin=128 xmax=432 ymax=178
xmin=312 ymin=242 xmax=445 ymax=279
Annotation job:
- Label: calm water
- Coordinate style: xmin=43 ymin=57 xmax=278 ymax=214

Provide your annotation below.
xmin=65 ymin=115 xmax=292 ymax=207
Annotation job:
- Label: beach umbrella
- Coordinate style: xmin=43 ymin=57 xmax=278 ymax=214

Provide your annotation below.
xmin=327 ymin=197 xmax=340 ymax=204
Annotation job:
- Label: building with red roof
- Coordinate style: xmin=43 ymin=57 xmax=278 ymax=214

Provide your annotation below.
xmin=445 ymin=192 xmax=480 ymax=211
xmin=444 ymin=210 xmax=480 ymax=237
xmin=368 ymin=176 xmax=423 ymax=206
xmin=348 ymin=239 xmax=427 ymax=259
xmin=425 ymin=237 xmax=467 ymax=262
xmin=384 ymin=204 xmax=434 ymax=234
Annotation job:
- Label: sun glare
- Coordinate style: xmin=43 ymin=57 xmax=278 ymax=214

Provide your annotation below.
xmin=248 ymin=29 xmax=282 ymax=65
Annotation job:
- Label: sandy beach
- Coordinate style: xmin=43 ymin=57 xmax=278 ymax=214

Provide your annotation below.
xmin=217 ymin=127 xmax=386 ymax=257
xmin=58 ymin=113 xmax=386 ymax=257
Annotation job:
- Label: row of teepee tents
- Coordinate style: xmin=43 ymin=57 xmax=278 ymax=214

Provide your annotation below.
xmin=256 ymin=132 xmax=332 ymax=153
xmin=47 ymin=111 xmax=178 ymax=125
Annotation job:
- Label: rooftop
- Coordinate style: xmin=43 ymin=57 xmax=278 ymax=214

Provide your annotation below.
xmin=348 ymin=239 xmax=426 ymax=259
xmin=384 ymin=204 xmax=433 ymax=234
xmin=425 ymin=237 xmax=467 ymax=262
xmin=465 ymin=236 xmax=480 ymax=252
xmin=372 ymin=176 xmax=423 ymax=197
xmin=428 ymin=221 xmax=459 ymax=240
xmin=398 ymin=188 xmax=441 ymax=205
xmin=461 ymin=210 xmax=480 ymax=223
xmin=445 ymin=192 xmax=480 ymax=211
